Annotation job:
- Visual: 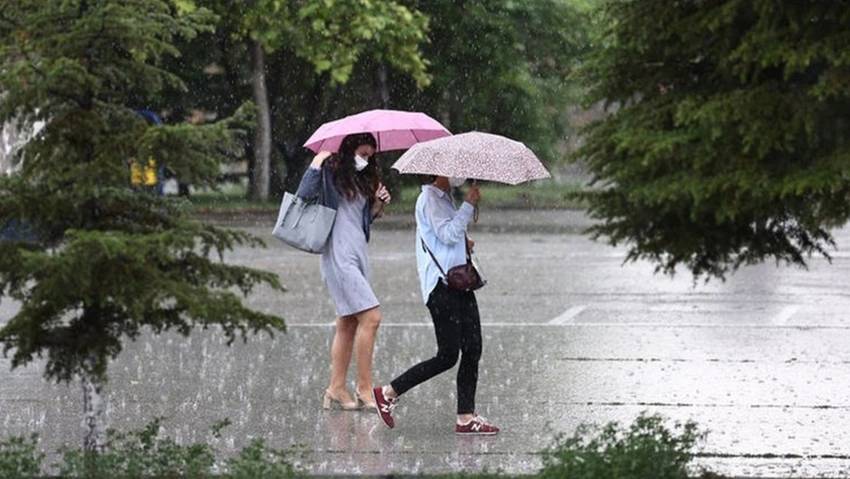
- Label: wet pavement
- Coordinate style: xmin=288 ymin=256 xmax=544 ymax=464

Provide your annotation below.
xmin=2 ymin=210 xmax=850 ymax=478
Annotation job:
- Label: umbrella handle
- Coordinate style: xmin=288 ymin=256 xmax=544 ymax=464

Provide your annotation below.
xmin=472 ymin=179 xmax=479 ymax=223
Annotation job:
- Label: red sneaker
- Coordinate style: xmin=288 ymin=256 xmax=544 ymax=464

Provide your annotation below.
xmin=373 ymin=386 xmax=397 ymax=429
xmin=455 ymin=415 xmax=500 ymax=436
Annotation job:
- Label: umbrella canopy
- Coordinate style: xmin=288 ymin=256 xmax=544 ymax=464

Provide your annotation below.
xmin=391 ymin=131 xmax=551 ymax=185
xmin=303 ymin=109 xmax=451 ymax=153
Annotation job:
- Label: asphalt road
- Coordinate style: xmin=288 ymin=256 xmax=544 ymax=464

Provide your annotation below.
xmin=2 ymin=211 xmax=849 ymax=478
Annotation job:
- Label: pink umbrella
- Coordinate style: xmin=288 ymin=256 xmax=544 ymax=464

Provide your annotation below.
xmin=303 ymin=109 xmax=451 ymax=153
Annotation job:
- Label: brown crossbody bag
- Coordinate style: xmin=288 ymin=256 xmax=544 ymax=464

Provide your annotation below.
xmin=421 ymin=236 xmax=486 ymax=292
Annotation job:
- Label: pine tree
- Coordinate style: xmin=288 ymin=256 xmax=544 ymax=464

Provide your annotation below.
xmin=0 ymin=1 xmax=284 ymax=450
xmin=577 ymin=1 xmax=850 ymax=279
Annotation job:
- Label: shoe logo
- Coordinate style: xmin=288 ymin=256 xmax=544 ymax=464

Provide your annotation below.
xmin=380 ymin=404 xmax=392 ymax=413
xmin=471 ymin=422 xmax=481 ymax=432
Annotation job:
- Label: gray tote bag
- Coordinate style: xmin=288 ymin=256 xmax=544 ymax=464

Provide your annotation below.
xmin=272 ymin=192 xmax=336 ymax=254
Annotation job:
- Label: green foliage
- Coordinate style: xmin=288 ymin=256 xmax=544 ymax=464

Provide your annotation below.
xmin=163 ymin=0 xmax=591 ymax=196
xmin=139 ymin=102 xmax=257 ymax=187
xmin=0 ymin=0 xmax=284 ymax=383
xmin=225 ymin=438 xmax=296 ymax=479
xmin=58 ymin=418 xmax=216 ymax=478
xmin=243 ymin=0 xmax=430 ymax=86
xmin=0 ymin=435 xmax=43 ymax=479
xmin=576 ymin=1 xmax=850 ymax=279
xmin=0 ymin=419 xmax=297 ymax=478
xmin=0 ymin=414 xmax=722 ymax=478
xmin=540 ymin=413 xmax=706 ymax=479
xmin=166 ymin=0 xmax=431 ymax=196
xmin=395 ymin=0 xmax=591 ymax=164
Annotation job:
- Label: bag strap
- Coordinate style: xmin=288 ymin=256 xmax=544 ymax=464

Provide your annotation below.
xmin=280 ymin=193 xmax=306 ymax=226
xmin=421 ymin=234 xmax=473 ymax=277
xmin=317 ymin=164 xmax=327 ymax=206
xmin=420 ymin=237 xmax=448 ymax=278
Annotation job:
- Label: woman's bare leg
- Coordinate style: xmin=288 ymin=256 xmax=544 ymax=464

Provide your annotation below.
xmin=328 ymin=316 xmax=358 ymax=401
xmin=353 ymin=306 xmax=382 ymax=398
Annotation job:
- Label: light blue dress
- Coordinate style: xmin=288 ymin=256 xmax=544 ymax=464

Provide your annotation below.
xmin=320 ymin=193 xmax=379 ymax=316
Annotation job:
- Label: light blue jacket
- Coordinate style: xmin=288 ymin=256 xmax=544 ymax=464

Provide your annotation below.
xmin=416 ymin=185 xmax=475 ymax=303
xmin=295 ymin=165 xmax=375 ymax=242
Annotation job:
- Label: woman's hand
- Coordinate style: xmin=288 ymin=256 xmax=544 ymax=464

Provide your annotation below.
xmin=376 ymin=184 xmax=392 ymax=204
xmin=465 ymin=184 xmax=481 ymax=206
xmin=466 ymin=236 xmax=476 ymax=253
xmin=310 ymin=151 xmax=332 ymax=168
xmin=372 ymin=184 xmax=391 ymax=219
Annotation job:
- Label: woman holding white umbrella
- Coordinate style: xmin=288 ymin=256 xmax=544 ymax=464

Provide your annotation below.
xmin=373 ymin=132 xmax=549 ymax=434
xmin=373 ymin=175 xmax=500 ymax=435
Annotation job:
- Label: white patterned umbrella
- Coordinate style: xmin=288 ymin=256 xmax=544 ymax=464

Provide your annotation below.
xmin=390 ymin=131 xmax=550 ymax=185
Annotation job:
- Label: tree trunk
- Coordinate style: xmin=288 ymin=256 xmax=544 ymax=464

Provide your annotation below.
xmin=249 ymin=41 xmax=271 ymax=201
xmin=268 ymin=154 xmax=285 ymax=201
xmin=1 ymin=118 xmax=41 ymax=176
xmin=275 ymin=74 xmax=334 ymax=194
xmin=377 ymin=63 xmax=391 ymax=108
xmin=178 ymin=182 xmax=191 ymax=197
xmin=0 ymin=121 xmax=12 ymax=175
xmin=440 ymin=89 xmax=452 ymax=131
xmin=278 ymin=140 xmax=307 ymax=194
xmin=81 ymin=364 xmax=106 ymax=452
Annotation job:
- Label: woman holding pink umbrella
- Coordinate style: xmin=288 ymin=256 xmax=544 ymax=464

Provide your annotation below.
xmin=297 ymin=133 xmax=391 ymax=410
xmin=297 ymin=110 xmax=451 ymax=411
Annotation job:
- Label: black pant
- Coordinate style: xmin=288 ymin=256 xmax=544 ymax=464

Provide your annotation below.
xmin=390 ymin=282 xmax=482 ymax=414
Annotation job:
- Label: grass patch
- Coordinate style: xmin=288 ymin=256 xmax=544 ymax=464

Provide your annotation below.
xmin=386 ymin=182 xmax=586 ymax=214
xmin=185 ymin=181 xmax=587 ymax=216
xmin=188 ymin=192 xmax=279 ymax=212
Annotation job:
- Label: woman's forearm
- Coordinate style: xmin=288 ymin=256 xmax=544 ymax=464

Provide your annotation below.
xmin=371 ymin=201 xmax=385 ymax=220
xmin=296 ymin=151 xmax=332 ymax=199
xmin=295 ymin=167 xmax=322 ymax=199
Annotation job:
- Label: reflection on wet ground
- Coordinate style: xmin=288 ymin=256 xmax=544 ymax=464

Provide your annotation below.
xmin=2 ymin=215 xmax=850 ymax=477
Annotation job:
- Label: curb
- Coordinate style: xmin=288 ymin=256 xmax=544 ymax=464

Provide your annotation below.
xmin=193 ymin=209 xmax=596 ymax=235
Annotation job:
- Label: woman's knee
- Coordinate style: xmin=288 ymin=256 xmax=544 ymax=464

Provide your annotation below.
xmin=434 ymin=347 xmax=460 ymax=371
xmin=335 ymin=316 xmax=358 ymax=336
xmin=461 ymin=340 xmax=482 ymax=362
xmin=357 ymin=307 xmax=382 ymax=330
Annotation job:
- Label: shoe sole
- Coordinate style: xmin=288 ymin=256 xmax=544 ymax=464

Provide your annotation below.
xmin=324 ymin=405 xmax=361 ymax=411
xmin=322 ymin=393 xmax=359 ymax=411
xmin=356 ymin=396 xmax=376 ymax=411
xmin=455 ymin=431 xmax=499 ymax=436
xmin=355 ymin=390 xmax=375 ymax=411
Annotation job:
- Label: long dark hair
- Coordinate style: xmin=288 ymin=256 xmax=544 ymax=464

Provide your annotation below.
xmin=328 ymin=133 xmax=379 ymax=200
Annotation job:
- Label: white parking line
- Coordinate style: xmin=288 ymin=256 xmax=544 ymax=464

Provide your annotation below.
xmin=772 ymin=305 xmax=801 ymax=325
xmin=282 ymin=321 xmax=850 ymax=330
xmin=547 ymin=305 xmax=587 ymax=325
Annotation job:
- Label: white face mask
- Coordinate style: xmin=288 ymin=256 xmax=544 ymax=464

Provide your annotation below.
xmin=449 ymin=177 xmax=467 ymax=188
xmin=353 ymin=154 xmax=369 ymax=172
